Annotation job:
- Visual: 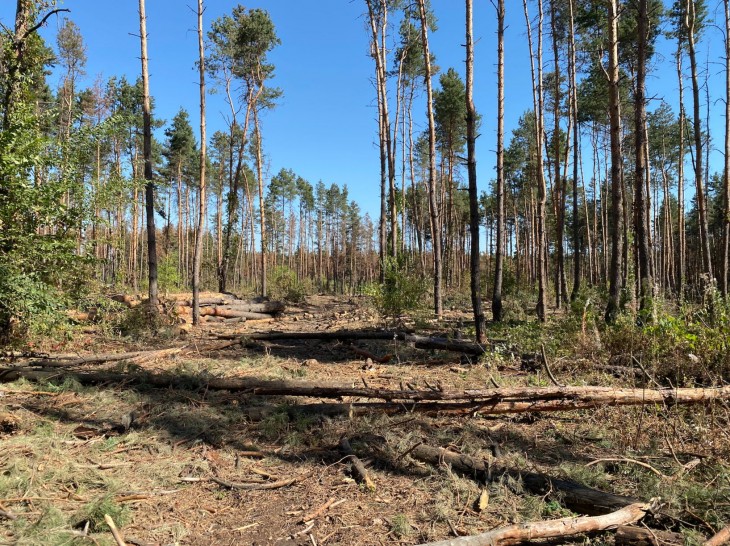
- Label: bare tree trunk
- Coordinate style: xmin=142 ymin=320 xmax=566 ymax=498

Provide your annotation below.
xmin=493 ymin=0 xmax=505 ymax=323
xmin=466 ymin=0 xmax=485 ymax=341
xmin=676 ymin=45 xmax=686 ymax=298
xmin=634 ymin=0 xmax=652 ymax=319
xmin=523 ymin=0 xmax=548 ymax=322
xmin=253 ymin=107 xmax=267 ymax=298
xmin=605 ymin=0 xmax=624 ymax=323
xmin=686 ymin=0 xmax=713 ymax=280
xmin=417 ymin=0 xmax=443 ymax=319
xmin=192 ymin=0 xmax=207 ymax=326
xmin=568 ymin=0 xmax=581 ymax=300
xmin=720 ymin=0 xmax=730 ymax=296
xmin=138 ymin=0 xmax=158 ymax=308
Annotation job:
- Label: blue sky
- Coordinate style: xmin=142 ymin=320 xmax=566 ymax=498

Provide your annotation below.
xmin=1 ymin=1 xmax=727 ymax=217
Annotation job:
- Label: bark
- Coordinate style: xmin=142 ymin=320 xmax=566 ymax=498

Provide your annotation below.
xmin=720 ymin=0 xmax=730 ymax=296
xmin=686 ymin=0 xmax=713 ymax=279
xmin=417 ymin=0 xmax=443 ymax=319
xmin=466 ymin=0 xmax=485 ymax=341
xmin=492 ymin=0 xmax=506 ymax=323
xmin=410 ymin=444 xmax=639 ymax=516
xmin=138 ymin=0 xmax=158 ymax=308
xmin=192 ymin=0 xmax=207 ymax=326
xmin=523 ymin=0 xmax=548 ymax=322
xmin=253 ymin=108 xmax=267 ymax=298
xmin=615 ymin=525 xmax=684 ymax=546
xmin=676 ymin=46 xmax=686 ymax=298
xmin=339 ymin=437 xmax=376 ymax=491
xmin=568 ymin=0 xmax=581 ymax=300
xmin=705 ymin=526 xmax=730 ymax=546
xmin=605 ymin=0 xmax=625 ymax=324
xmin=634 ymin=0 xmax=653 ymax=318
xmin=417 ymin=501 xmax=657 ymax=546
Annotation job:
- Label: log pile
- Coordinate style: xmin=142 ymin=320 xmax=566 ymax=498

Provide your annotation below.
xmin=110 ymin=292 xmax=285 ymax=324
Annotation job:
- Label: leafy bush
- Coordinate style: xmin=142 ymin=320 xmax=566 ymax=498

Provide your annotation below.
xmin=268 ymin=266 xmax=308 ymax=303
xmin=366 ymin=257 xmax=428 ymax=317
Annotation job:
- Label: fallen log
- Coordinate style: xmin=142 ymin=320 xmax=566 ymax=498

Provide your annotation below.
xmin=19 ymin=347 xmax=184 ymax=368
xmin=211 ymin=308 xmax=275 ymax=320
xmin=2 ymin=365 xmax=730 ymax=414
xmin=615 ymin=525 xmax=684 ymax=546
xmin=417 ymin=500 xmax=659 ymax=546
xmin=409 ymin=444 xmax=639 ymax=516
xmin=217 ymin=330 xmax=488 ymax=355
xmin=0 ymin=367 xmax=352 ymax=393
xmin=177 ymin=301 xmax=285 ymax=314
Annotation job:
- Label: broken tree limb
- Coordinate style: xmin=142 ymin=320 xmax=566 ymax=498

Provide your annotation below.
xmin=416 ymin=500 xmax=660 ymax=546
xmin=339 ymin=438 xmax=375 ymax=491
xmin=211 ymin=473 xmax=309 ymax=490
xmin=615 ymin=525 xmax=684 ymax=546
xmin=409 ymin=444 xmax=639 ymax=516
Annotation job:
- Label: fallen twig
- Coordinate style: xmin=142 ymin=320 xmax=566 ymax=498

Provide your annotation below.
xmin=301 ymin=497 xmax=337 ymax=523
xmin=586 ymin=458 xmax=668 ymax=479
xmin=212 ymin=473 xmax=309 ymax=491
xmin=705 ymin=525 xmax=730 ymax=546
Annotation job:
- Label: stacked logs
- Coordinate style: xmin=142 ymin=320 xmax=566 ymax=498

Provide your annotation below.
xmin=110 ymin=292 xmax=285 ymax=325
xmin=169 ymin=293 xmax=285 ymax=324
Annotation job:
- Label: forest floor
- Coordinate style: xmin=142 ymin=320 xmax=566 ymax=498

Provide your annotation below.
xmin=0 ymin=295 xmax=729 ymax=545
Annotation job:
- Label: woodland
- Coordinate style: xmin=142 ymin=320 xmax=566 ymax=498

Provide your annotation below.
xmin=1 ymin=0 xmax=730 ymax=545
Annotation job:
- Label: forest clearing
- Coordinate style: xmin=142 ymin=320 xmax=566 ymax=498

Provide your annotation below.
xmin=3 ymin=0 xmax=730 ymax=544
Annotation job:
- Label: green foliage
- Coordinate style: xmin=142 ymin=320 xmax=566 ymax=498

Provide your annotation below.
xmin=389 ymin=514 xmax=412 ymax=538
xmin=72 ymin=493 xmax=129 ymax=533
xmin=158 ymin=252 xmax=182 ymax=292
xmin=365 ymin=258 xmax=428 ymax=317
xmin=268 ymin=265 xmax=308 ymax=303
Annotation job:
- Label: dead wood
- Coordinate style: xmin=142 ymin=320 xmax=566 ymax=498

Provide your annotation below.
xmin=19 ymin=347 xmax=183 ymax=368
xmin=301 ymin=497 xmax=336 ymax=523
xmin=0 ymin=367 xmax=351 ymax=392
xmin=409 ymin=444 xmax=639 ymax=516
xmin=211 ymin=473 xmax=308 ymax=490
xmin=339 ymin=438 xmax=376 ymax=491
xmin=706 ymin=526 xmax=730 ymax=546
xmin=6 ymin=364 xmax=730 ymax=417
xmin=216 ymin=329 xmax=488 ymax=355
xmin=416 ymin=501 xmax=659 ymax=546
xmin=615 ymin=525 xmax=684 ymax=546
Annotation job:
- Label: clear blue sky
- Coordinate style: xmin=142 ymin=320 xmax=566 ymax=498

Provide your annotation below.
xmin=1 ymin=1 xmax=727 ymax=217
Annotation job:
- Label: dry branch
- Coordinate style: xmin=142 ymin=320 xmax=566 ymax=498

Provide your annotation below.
xmin=212 ymin=473 xmax=308 ymax=490
xmin=339 ymin=438 xmax=375 ymax=491
xmin=416 ymin=501 xmax=659 ymax=546
xmin=615 ymin=525 xmax=683 ymax=546
xmin=409 ymin=444 xmax=639 ymax=516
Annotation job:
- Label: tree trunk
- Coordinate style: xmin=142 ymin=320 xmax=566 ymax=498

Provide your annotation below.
xmin=605 ymin=0 xmax=624 ymax=324
xmin=138 ymin=0 xmax=158 ymax=308
xmin=253 ymin=108 xmax=267 ymax=298
xmin=192 ymin=0 xmax=207 ymax=326
xmin=568 ymin=0 xmax=581 ymax=300
xmin=523 ymin=0 xmax=548 ymax=322
xmin=466 ymin=0 xmax=485 ymax=341
xmin=493 ymin=0 xmax=506 ymax=323
xmin=722 ymin=0 xmax=730 ymax=296
xmin=417 ymin=0 xmax=443 ymax=319
xmin=686 ymin=0 xmax=713 ymax=280
xmin=634 ymin=0 xmax=652 ymax=319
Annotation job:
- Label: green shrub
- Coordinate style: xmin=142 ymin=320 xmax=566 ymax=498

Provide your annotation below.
xmin=367 ymin=257 xmax=428 ymax=317
xmin=268 ymin=266 xmax=308 ymax=303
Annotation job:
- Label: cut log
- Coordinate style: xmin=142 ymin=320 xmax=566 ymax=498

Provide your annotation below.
xmin=211 ymin=308 xmax=274 ymax=320
xmin=416 ymin=501 xmax=659 ymax=546
xmin=615 ymin=525 xmax=684 ymax=546
xmin=409 ymin=444 xmax=638 ymax=516
xmin=176 ymin=301 xmax=284 ymax=314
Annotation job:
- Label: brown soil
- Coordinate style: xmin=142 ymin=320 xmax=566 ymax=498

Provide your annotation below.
xmin=0 ymin=295 xmax=728 ymax=545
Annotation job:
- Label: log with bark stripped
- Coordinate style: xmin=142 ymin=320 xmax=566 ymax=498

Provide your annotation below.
xmin=417 ymin=500 xmax=660 ymax=546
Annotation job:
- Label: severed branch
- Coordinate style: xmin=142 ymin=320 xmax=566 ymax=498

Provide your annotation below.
xmin=416 ymin=500 xmax=661 ymax=546
xmin=705 ymin=526 xmax=730 ymax=546
xmin=21 ymin=9 xmax=71 ymax=42
xmin=339 ymin=438 xmax=376 ymax=491
xmin=211 ymin=473 xmax=309 ymax=490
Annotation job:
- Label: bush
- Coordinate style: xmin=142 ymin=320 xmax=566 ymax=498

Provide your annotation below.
xmin=366 ymin=258 xmax=428 ymax=317
xmin=268 ymin=266 xmax=308 ymax=303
